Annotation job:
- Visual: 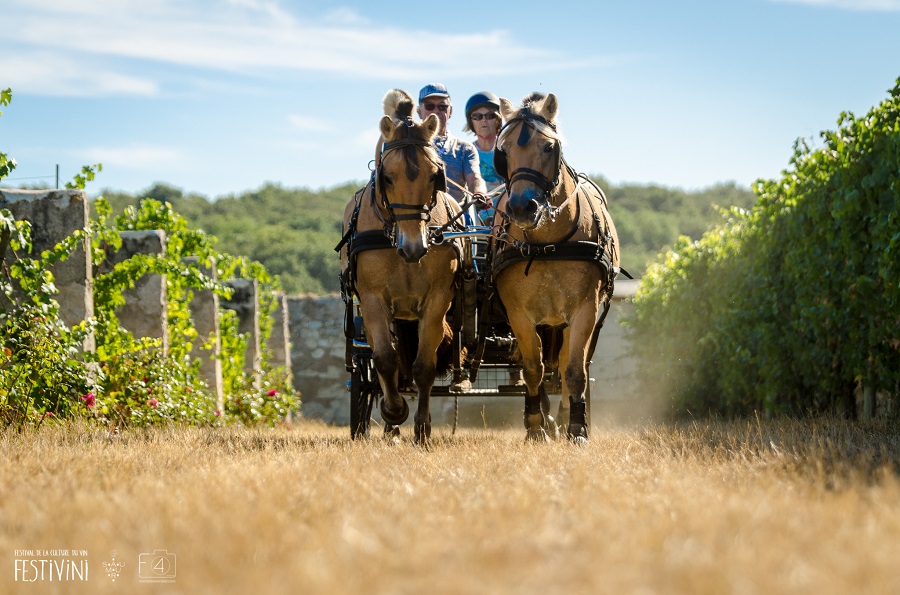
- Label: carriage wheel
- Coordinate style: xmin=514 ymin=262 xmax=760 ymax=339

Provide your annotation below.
xmin=350 ymin=366 xmax=375 ymax=439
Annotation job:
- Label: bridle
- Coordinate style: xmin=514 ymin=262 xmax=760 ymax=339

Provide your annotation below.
xmin=374 ymin=118 xmax=448 ymax=245
xmin=494 ymin=109 xmax=575 ymax=223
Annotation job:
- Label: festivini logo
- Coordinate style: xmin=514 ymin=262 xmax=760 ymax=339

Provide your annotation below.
xmin=12 ymin=547 xmax=178 ymax=583
xmin=13 ymin=549 xmax=89 ymax=582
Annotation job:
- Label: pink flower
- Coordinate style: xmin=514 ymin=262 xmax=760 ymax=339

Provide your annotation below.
xmin=147 ymin=398 xmax=159 ymax=409
xmin=81 ymin=393 xmax=96 ymax=407
xmin=185 ymin=386 xmax=193 ymax=393
xmin=214 ymin=409 xmax=221 ymax=417
xmin=267 ymin=389 xmax=277 ymax=397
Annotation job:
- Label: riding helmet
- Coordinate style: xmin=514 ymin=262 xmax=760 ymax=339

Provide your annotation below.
xmin=464 ymin=91 xmax=501 ymax=133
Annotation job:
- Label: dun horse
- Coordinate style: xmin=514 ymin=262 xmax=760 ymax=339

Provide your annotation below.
xmin=339 ymin=89 xmax=462 ymax=443
xmin=492 ymin=92 xmax=619 ymax=443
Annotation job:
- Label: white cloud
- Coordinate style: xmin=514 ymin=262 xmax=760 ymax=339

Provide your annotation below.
xmin=770 ymin=0 xmax=900 ymax=10
xmin=321 ymin=7 xmax=369 ymax=25
xmin=226 ymin=0 xmax=296 ymax=23
xmin=288 ymin=115 xmax=332 ymax=132
xmin=0 ymin=53 xmax=159 ymax=97
xmin=0 ymin=0 xmax=618 ymax=97
xmin=78 ymin=144 xmax=183 ymax=169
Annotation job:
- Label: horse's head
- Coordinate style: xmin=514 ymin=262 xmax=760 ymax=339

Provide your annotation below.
xmin=496 ymin=93 xmax=563 ymax=231
xmin=376 ymin=90 xmax=447 ymax=263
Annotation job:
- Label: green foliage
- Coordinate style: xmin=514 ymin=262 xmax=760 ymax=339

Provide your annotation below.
xmin=67 ymin=164 xmax=103 ymax=190
xmin=0 ymin=88 xmax=16 ymax=180
xmin=630 ymin=78 xmax=900 ymax=417
xmin=1 ymin=210 xmax=93 ymax=425
xmin=101 ymin=181 xmax=357 ymax=295
xmin=604 ymin=180 xmax=756 ymax=276
xmin=88 ymin=197 xmax=298 ymax=427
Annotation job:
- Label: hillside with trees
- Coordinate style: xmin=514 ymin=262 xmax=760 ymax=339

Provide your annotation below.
xmin=100 ymin=179 xmax=756 ymax=294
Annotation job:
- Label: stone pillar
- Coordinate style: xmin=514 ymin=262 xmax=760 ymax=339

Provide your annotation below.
xmin=222 ymin=278 xmax=261 ymax=388
xmin=0 ymin=188 xmax=94 ymax=350
xmin=267 ymin=291 xmax=292 ymax=383
xmin=101 ymin=230 xmax=168 ymax=354
xmin=184 ymin=256 xmax=224 ymax=413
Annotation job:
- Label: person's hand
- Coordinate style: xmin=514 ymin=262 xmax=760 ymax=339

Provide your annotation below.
xmin=472 ymin=193 xmax=492 ymax=210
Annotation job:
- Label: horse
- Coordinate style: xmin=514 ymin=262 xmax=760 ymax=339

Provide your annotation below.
xmin=490 ymin=92 xmax=619 ymax=443
xmin=339 ymin=89 xmax=463 ymax=443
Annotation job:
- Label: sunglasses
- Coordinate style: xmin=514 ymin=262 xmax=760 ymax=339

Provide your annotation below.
xmin=470 ymin=112 xmax=498 ymax=121
xmin=423 ymin=102 xmax=450 ymax=112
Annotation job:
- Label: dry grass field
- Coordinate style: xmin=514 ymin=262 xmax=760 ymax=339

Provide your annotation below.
xmin=2 ymin=415 xmax=900 ymax=595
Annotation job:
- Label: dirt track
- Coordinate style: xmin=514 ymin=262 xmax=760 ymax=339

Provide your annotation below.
xmin=2 ymin=418 xmax=899 ymax=594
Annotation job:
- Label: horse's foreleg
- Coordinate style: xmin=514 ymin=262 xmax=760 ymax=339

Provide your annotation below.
xmin=411 ymin=313 xmax=446 ymax=445
xmin=507 ymin=314 xmax=547 ymax=442
xmin=557 ymin=327 xmax=571 ymax=430
xmin=361 ymin=306 xmax=408 ymax=428
xmin=563 ymin=306 xmax=597 ymax=443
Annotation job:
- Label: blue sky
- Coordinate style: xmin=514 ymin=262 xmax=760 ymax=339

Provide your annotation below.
xmin=1 ymin=0 xmax=899 ymax=199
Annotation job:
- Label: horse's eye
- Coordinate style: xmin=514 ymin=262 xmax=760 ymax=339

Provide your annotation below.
xmin=543 ymin=143 xmax=555 ymax=154
xmin=382 ymin=174 xmax=393 ymax=186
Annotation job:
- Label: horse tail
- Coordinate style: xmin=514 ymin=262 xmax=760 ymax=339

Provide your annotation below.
xmin=382 ymin=89 xmax=415 ymax=119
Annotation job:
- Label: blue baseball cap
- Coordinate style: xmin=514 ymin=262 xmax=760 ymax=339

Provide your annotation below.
xmin=418 ymin=83 xmax=450 ymax=103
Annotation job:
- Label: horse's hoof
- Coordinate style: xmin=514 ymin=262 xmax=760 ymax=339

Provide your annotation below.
xmin=567 ymin=424 xmax=589 ymax=444
xmin=525 ymin=428 xmax=550 ymax=443
xmin=380 ymin=397 xmax=409 ymax=425
xmin=383 ymin=424 xmax=401 ymax=443
xmin=414 ymin=423 xmax=431 ymax=445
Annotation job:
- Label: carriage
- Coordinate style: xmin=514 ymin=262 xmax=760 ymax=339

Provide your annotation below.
xmin=342 ymin=198 xmax=616 ymax=439
xmin=338 ymin=89 xmax=620 ymax=443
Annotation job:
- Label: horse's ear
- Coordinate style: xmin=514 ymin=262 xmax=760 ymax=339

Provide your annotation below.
xmin=379 ymin=115 xmax=395 ymax=140
xmin=422 ymin=113 xmax=440 ymax=139
xmin=543 ymin=94 xmax=559 ymax=122
xmin=499 ymin=97 xmax=516 ymax=121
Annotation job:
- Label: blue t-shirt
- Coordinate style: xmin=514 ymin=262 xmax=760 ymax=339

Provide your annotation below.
xmin=433 ymin=133 xmax=480 ymax=201
xmin=477 ymin=147 xmax=503 ymax=192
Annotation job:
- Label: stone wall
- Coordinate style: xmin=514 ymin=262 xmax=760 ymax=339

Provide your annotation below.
xmin=287 ymin=295 xmax=347 ymax=422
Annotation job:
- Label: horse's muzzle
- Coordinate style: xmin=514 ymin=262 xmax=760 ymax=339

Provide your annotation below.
xmin=507 ymin=191 xmax=543 ymax=230
xmin=396 ymin=230 xmax=428 ymax=263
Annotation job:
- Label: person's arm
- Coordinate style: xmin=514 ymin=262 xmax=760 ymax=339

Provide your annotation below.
xmin=464 ymin=143 xmax=487 ymax=194
xmin=466 ymin=171 xmax=487 ymax=194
